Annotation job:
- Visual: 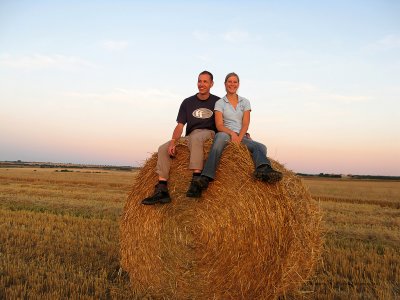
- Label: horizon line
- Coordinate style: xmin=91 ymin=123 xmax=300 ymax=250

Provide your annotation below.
xmin=1 ymin=160 xmax=399 ymax=178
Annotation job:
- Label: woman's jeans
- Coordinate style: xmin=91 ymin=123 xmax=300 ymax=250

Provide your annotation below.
xmin=201 ymin=132 xmax=271 ymax=179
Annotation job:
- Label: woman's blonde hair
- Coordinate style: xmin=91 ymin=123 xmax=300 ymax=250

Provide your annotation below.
xmin=224 ymin=72 xmax=239 ymax=83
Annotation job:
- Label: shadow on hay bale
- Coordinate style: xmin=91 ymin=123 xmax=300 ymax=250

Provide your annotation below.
xmin=120 ymin=139 xmax=322 ymax=299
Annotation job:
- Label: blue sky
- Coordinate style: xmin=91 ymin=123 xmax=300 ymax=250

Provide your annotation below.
xmin=1 ymin=0 xmax=399 ymax=175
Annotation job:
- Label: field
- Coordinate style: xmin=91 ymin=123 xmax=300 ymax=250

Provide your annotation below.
xmin=0 ymin=168 xmax=399 ymax=299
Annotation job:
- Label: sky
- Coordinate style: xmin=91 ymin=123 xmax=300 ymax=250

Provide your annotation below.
xmin=1 ymin=0 xmax=399 ymax=175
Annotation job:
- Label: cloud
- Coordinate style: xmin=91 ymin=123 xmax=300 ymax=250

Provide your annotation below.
xmin=63 ymin=88 xmax=182 ymax=106
xmin=101 ymin=40 xmax=129 ymax=51
xmin=193 ymin=29 xmax=258 ymax=44
xmin=195 ymin=55 xmax=210 ymax=62
xmin=365 ymin=34 xmax=400 ymax=51
xmin=222 ymin=30 xmax=250 ymax=43
xmin=328 ymin=94 xmax=372 ymax=103
xmin=192 ymin=30 xmax=210 ymax=42
xmin=269 ymin=81 xmax=318 ymax=93
xmin=266 ymin=81 xmax=371 ymax=104
xmin=0 ymin=53 xmax=97 ymax=70
xmin=375 ymin=34 xmax=400 ymax=49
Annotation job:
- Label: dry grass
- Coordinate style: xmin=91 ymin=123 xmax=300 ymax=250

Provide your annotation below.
xmin=0 ymin=209 xmax=132 ymax=299
xmin=303 ymin=177 xmax=400 ymax=201
xmin=299 ymin=177 xmax=400 ymax=299
xmin=0 ymin=167 xmax=135 ymax=299
xmin=0 ymin=168 xmax=399 ymax=299
xmin=0 ymin=168 xmax=132 ymax=220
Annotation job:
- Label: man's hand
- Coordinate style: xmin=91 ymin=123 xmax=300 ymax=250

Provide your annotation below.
xmin=168 ymin=139 xmax=176 ymax=157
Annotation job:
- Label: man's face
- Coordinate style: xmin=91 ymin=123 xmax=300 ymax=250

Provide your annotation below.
xmin=197 ymin=74 xmax=214 ymax=96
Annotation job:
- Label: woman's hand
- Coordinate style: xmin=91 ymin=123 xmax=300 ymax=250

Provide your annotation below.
xmin=230 ymin=132 xmax=241 ymax=144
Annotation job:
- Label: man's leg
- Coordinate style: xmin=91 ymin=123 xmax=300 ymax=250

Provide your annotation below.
xmin=156 ymin=141 xmax=173 ymax=180
xmin=187 ymin=129 xmax=215 ymax=172
xmin=186 ymin=129 xmax=215 ymax=197
xmin=142 ymin=141 xmax=172 ymax=205
xmin=241 ymin=137 xmax=282 ymax=183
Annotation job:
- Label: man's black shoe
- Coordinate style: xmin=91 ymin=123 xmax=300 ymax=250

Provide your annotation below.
xmin=141 ymin=183 xmax=171 ymax=205
xmin=254 ymin=165 xmax=283 ymax=184
xmin=186 ymin=179 xmax=202 ymax=198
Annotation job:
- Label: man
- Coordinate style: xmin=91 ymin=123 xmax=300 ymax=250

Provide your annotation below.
xmin=141 ymin=71 xmax=220 ymax=205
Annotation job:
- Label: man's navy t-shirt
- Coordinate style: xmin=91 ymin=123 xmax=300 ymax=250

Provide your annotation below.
xmin=176 ymin=94 xmax=220 ymax=136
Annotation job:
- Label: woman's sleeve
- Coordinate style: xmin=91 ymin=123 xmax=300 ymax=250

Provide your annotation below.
xmin=244 ymin=98 xmax=251 ymax=111
xmin=214 ymin=99 xmax=224 ymax=112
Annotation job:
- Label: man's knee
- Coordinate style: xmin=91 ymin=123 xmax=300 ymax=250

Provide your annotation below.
xmin=158 ymin=141 xmax=170 ymax=154
xmin=189 ymin=130 xmax=213 ymax=145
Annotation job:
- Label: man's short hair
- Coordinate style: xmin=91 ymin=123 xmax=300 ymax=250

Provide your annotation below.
xmin=199 ymin=70 xmax=213 ymax=82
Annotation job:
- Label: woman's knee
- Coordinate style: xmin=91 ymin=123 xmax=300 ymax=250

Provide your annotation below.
xmin=259 ymin=143 xmax=267 ymax=153
xmin=213 ymin=132 xmax=230 ymax=147
xmin=252 ymin=141 xmax=267 ymax=154
xmin=244 ymin=139 xmax=266 ymax=153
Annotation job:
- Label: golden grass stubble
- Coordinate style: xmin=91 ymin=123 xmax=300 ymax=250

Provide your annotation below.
xmin=299 ymin=198 xmax=400 ymax=299
xmin=302 ymin=177 xmax=400 ymax=202
xmin=1 ymin=165 xmax=399 ymax=298
xmin=0 ymin=168 xmax=137 ymax=220
xmin=0 ymin=208 xmax=133 ymax=299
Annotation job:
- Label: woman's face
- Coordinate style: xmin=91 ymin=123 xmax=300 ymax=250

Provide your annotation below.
xmin=225 ymin=75 xmax=239 ymax=94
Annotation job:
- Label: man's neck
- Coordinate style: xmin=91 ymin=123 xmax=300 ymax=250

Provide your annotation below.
xmin=197 ymin=93 xmax=210 ymax=100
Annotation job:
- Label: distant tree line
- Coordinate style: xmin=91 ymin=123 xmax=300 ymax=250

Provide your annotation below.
xmin=297 ymin=172 xmax=400 ymax=180
xmin=350 ymin=175 xmax=400 ymax=180
xmin=0 ymin=161 xmax=138 ymax=171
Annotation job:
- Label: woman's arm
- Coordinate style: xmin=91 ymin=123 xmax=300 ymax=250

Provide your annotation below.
xmin=238 ymin=110 xmax=250 ymax=142
xmin=215 ymin=111 xmax=240 ymax=142
xmin=215 ymin=111 xmax=230 ymax=134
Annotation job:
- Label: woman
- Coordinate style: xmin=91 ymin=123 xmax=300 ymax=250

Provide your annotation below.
xmin=188 ymin=72 xmax=282 ymax=198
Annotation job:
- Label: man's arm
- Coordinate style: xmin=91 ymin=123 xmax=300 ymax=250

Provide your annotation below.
xmin=168 ymin=123 xmax=184 ymax=156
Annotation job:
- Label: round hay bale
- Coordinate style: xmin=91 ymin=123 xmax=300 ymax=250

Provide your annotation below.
xmin=120 ymin=139 xmax=322 ymax=299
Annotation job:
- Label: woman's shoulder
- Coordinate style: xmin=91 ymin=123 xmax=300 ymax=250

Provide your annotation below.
xmin=215 ymin=96 xmax=228 ymax=105
xmin=214 ymin=97 xmax=228 ymax=111
xmin=238 ymin=95 xmax=251 ymax=104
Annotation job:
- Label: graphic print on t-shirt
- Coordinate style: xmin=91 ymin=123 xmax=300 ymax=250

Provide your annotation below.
xmin=192 ymin=108 xmax=213 ymax=119
xmin=177 ymin=94 xmax=220 ymax=135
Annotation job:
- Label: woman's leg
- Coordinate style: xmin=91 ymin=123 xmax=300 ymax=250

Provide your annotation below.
xmin=241 ymin=137 xmax=271 ymax=168
xmin=242 ymin=137 xmax=282 ymax=183
xmin=201 ymin=132 xmax=230 ymax=179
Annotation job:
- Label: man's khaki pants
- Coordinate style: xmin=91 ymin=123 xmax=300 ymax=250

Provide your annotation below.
xmin=156 ymin=129 xmax=215 ymax=180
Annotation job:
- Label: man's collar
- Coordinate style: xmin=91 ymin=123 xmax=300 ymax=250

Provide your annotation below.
xmin=196 ymin=93 xmax=211 ymax=101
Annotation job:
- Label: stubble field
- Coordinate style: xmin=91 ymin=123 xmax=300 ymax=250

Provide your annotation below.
xmin=0 ymin=168 xmax=399 ymax=299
